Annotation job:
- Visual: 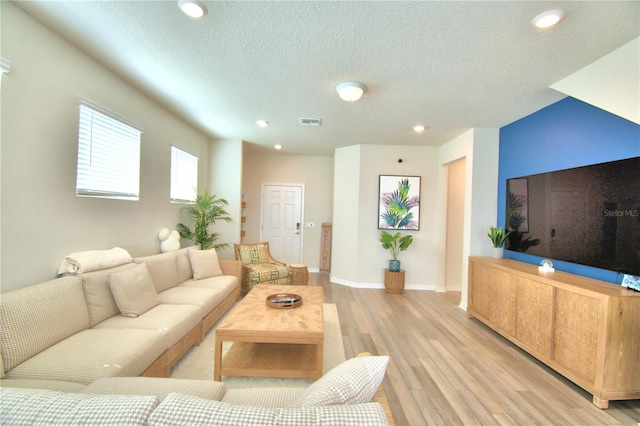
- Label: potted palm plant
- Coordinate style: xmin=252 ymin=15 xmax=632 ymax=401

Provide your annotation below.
xmin=176 ymin=190 xmax=233 ymax=250
xmin=487 ymin=226 xmax=509 ymax=259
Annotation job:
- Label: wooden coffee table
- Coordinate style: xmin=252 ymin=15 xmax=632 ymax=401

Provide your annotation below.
xmin=213 ymin=284 xmax=324 ymax=381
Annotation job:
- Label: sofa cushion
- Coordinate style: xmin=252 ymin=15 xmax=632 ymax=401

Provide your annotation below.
xmin=289 ymin=356 xmax=389 ymax=407
xmin=176 ymin=248 xmax=194 ymax=284
xmin=81 ymin=377 xmax=227 ymax=402
xmin=133 ymin=252 xmax=179 ymax=293
xmin=109 ymin=263 xmax=161 ymax=317
xmin=0 ymin=275 xmax=89 ymax=372
xmin=148 ymin=393 xmax=389 ymax=426
xmin=158 ymin=287 xmax=225 ymax=318
xmin=179 ymin=275 xmax=238 ymax=299
xmin=0 ymin=379 xmax=86 ymax=393
xmin=188 ymin=248 xmax=223 ymax=280
xmin=82 ymin=263 xmax=138 ymax=327
xmin=93 ymin=304 xmax=202 ymax=349
xmin=0 ymin=387 xmax=158 ymax=426
xmin=4 ymin=328 xmax=166 ymax=384
xmin=248 ymin=263 xmax=290 ymax=283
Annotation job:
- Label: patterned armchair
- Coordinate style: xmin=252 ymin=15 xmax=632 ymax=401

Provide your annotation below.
xmin=234 ymin=242 xmax=291 ymax=294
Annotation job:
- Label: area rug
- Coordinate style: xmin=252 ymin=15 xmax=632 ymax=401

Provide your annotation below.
xmin=170 ymin=303 xmax=345 ymax=388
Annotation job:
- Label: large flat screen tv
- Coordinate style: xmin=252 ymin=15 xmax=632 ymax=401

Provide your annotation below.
xmin=505 ymin=157 xmax=639 ymax=276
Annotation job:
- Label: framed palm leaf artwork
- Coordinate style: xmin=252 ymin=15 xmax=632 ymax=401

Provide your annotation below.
xmin=378 ymin=175 xmax=421 ymax=230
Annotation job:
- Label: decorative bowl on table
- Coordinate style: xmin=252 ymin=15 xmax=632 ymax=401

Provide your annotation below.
xmin=266 ymin=293 xmax=302 ymax=309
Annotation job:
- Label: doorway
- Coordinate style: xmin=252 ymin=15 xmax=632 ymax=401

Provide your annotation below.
xmin=445 ymin=158 xmax=466 ymax=292
xmin=261 ymin=184 xmax=304 ymax=265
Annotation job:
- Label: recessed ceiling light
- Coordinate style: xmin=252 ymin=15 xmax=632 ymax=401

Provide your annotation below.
xmin=532 ymin=10 xmax=565 ymax=29
xmin=413 ymin=125 xmax=425 ymax=133
xmin=274 ymin=144 xmax=282 ymax=150
xmin=256 ymin=120 xmax=269 ymax=127
xmin=178 ymin=0 xmax=208 ymax=18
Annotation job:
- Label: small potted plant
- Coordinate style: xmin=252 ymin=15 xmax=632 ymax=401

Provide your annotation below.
xmin=380 ymin=231 xmax=413 ymax=272
xmin=487 ymin=226 xmax=509 ymax=259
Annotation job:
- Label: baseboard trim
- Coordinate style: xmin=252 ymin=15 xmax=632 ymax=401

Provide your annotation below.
xmin=330 ymin=276 xmax=435 ymax=291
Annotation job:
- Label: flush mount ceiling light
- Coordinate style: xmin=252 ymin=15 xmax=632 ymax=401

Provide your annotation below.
xmin=178 ymin=0 xmax=208 ymax=18
xmin=256 ymin=120 xmax=269 ymax=127
xmin=336 ymin=81 xmax=367 ymax=102
xmin=413 ymin=125 xmax=426 ymax=133
xmin=274 ymin=144 xmax=282 ymax=150
xmin=532 ymin=9 xmax=565 ymax=29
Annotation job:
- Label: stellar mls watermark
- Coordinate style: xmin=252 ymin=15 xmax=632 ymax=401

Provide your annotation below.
xmin=603 ymin=209 xmax=639 ymax=217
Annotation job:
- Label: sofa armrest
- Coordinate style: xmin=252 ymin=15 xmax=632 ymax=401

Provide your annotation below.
xmin=357 ymin=352 xmax=394 ymax=425
xmin=219 ymin=259 xmax=242 ymax=282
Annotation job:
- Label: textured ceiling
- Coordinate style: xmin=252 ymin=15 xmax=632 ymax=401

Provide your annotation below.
xmin=14 ymin=1 xmax=640 ymax=156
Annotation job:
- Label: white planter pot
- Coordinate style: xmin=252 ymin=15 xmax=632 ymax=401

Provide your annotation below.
xmin=490 ymin=247 xmax=504 ymax=259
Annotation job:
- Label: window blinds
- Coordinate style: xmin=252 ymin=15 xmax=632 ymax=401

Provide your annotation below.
xmin=170 ymin=146 xmax=198 ymax=203
xmin=76 ymin=102 xmax=142 ymax=200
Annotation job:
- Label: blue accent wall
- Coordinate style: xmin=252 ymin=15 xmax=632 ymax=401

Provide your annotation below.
xmin=498 ymin=97 xmax=640 ymax=283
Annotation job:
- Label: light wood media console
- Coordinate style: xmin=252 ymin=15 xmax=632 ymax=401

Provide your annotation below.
xmin=468 ymin=257 xmax=640 ymax=408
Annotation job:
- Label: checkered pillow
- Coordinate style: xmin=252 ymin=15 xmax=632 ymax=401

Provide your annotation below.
xmin=288 ymin=355 xmax=389 ymax=407
xmin=148 ymin=393 xmax=388 ymax=426
xmin=0 ymin=387 xmax=158 ymax=426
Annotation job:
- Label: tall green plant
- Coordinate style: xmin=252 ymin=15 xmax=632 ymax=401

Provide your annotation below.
xmin=380 ymin=231 xmax=413 ymax=260
xmin=176 ymin=190 xmax=233 ymax=250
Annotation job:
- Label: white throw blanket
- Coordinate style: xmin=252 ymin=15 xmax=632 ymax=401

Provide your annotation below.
xmin=57 ymin=247 xmax=132 ymax=275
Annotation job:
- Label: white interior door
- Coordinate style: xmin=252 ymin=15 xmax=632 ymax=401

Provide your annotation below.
xmin=261 ymin=184 xmax=303 ymax=264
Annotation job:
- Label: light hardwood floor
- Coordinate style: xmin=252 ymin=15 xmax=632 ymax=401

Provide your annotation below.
xmin=309 ymin=272 xmax=640 ymax=426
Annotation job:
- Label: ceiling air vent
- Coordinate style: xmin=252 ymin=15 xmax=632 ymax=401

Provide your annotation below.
xmin=299 ymin=118 xmax=322 ymax=126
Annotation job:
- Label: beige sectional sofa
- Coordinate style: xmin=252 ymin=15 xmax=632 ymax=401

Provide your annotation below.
xmin=0 ymin=355 xmax=392 ymax=425
xmin=0 ymin=247 xmax=241 ymax=384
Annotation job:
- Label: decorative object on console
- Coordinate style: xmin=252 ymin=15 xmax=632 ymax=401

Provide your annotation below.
xmin=158 ymin=228 xmax=180 ymax=253
xmin=621 ymin=273 xmax=640 ymax=291
xmin=176 ymin=189 xmax=233 ymax=250
xmin=487 ymin=226 xmax=509 ymax=259
xmin=538 ymin=259 xmax=555 ymax=272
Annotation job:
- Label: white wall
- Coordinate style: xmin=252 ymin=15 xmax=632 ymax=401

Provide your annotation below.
xmin=242 ymin=149 xmax=333 ymax=270
xmin=207 ymin=139 xmax=243 ymax=260
xmin=439 ymin=128 xmax=499 ymax=309
xmin=332 ymin=144 xmax=440 ymax=290
xmin=0 ymin=3 xmax=214 ymax=291
xmin=331 ymin=146 xmax=361 ymax=281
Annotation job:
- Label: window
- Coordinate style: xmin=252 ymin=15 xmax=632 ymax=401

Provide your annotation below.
xmin=170 ymin=146 xmax=198 ymax=203
xmin=76 ymin=100 xmax=142 ymax=200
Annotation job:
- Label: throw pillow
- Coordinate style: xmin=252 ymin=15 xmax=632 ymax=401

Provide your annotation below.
xmin=188 ymin=248 xmax=223 ymax=280
xmin=288 ymin=355 xmax=389 ymax=407
xmin=108 ymin=263 xmax=160 ymax=317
